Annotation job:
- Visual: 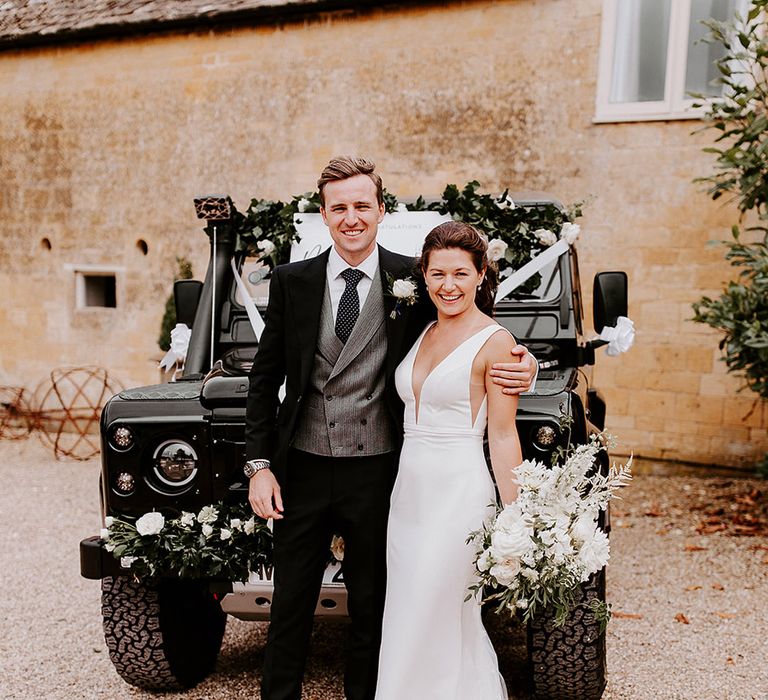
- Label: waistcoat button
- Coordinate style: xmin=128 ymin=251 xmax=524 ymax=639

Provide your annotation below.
xmin=360 ymin=418 xmax=367 ymax=425
xmin=357 ymin=444 xmax=364 ymax=451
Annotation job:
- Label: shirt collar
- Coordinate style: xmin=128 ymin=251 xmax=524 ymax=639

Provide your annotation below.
xmin=328 ymin=245 xmax=379 ymax=280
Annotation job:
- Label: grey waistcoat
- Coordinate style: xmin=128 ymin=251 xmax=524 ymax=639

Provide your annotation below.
xmin=291 ymin=270 xmax=398 ymax=457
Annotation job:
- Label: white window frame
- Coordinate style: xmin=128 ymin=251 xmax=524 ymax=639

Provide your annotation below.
xmin=67 ymin=264 xmax=124 ymax=309
xmin=594 ymin=0 xmax=748 ymax=123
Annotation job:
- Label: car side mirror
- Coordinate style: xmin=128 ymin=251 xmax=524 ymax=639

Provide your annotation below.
xmin=593 ymin=271 xmax=628 ymax=333
xmin=174 ymin=279 xmax=203 ymax=327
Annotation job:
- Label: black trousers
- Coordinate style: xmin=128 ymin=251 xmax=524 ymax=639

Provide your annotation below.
xmin=260 ymin=449 xmax=398 ymax=700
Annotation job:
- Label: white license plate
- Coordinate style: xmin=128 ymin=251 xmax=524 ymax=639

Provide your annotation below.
xmin=248 ymin=560 xmax=345 ymax=586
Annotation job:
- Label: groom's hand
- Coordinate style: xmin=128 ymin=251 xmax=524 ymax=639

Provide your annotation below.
xmin=249 ymin=469 xmax=284 ymax=520
xmin=489 ymin=344 xmax=537 ymax=395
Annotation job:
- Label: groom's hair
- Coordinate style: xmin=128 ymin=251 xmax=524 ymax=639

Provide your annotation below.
xmin=317 ymin=156 xmax=384 ymax=207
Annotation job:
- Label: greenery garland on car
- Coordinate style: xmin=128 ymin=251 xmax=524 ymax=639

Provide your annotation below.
xmin=231 ymin=181 xmax=583 ymax=297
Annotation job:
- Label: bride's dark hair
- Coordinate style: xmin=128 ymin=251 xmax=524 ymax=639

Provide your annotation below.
xmin=419 ymin=221 xmax=498 ymax=316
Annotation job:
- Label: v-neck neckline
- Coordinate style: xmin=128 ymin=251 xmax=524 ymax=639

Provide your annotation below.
xmin=410 ymin=321 xmax=497 ymax=424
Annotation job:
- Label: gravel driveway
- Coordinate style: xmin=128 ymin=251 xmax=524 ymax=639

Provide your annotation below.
xmin=1 ymin=437 xmax=766 ymax=700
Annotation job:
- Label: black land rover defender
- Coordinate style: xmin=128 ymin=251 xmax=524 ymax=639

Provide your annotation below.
xmin=80 ymin=195 xmax=628 ymax=699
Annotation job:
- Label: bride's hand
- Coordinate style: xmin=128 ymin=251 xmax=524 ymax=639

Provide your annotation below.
xmin=489 ymin=344 xmax=537 ymax=395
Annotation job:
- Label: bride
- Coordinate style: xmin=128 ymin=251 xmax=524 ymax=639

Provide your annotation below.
xmin=374 ymin=221 xmax=523 ymax=700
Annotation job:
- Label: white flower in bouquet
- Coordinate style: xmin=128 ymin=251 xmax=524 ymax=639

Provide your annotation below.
xmin=100 ymin=528 xmax=109 ymax=540
xmin=469 ymin=435 xmax=631 ymax=627
xmin=487 ymin=238 xmax=508 ymax=262
xmin=297 ymin=197 xmax=310 ymax=213
xmin=104 ymin=516 xmax=114 ymax=528
xmin=534 ymin=228 xmax=558 ymax=247
xmin=202 ymin=523 xmax=214 ymax=538
xmin=575 ymin=527 xmax=610 ymax=580
xmin=230 ymin=518 xmax=242 ymax=531
xmin=136 ymin=511 xmax=165 ymax=536
xmin=120 ymin=556 xmax=138 ymax=568
xmin=220 ymin=528 xmax=232 ymax=541
xmin=244 ymin=517 xmax=256 ymax=535
xmin=197 ymin=505 xmax=219 ymax=524
xmin=560 ymin=222 xmax=581 ymax=245
xmin=179 ymin=511 xmax=195 ymax=528
xmin=490 ymin=559 xmax=520 ymax=587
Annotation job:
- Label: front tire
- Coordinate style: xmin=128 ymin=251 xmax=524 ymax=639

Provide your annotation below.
xmin=101 ymin=575 xmax=227 ymax=690
xmin=527 ymin=568 xmax=607 ymax=700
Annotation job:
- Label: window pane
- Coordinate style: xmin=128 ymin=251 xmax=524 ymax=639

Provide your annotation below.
xmin=610 ymin=0 xmax=672 ymax=103
xmin=685 ymin=0 xmax=739 ymax=97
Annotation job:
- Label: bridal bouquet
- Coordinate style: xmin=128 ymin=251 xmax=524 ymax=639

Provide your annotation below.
xmin=468 ymin=436 xmax=631 ymax=626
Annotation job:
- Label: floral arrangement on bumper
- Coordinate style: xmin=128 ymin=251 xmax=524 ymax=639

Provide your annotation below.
xmin=468 ymin=435 xmax=632 ymax=627
xmin=102 ymin=502 xmax=272 ymax=582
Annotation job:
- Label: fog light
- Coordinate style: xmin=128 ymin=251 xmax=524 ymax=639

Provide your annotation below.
xmin=110 ymin=425 xmax=134 ymax=451
xmin=115 ymin=472 xmax=135 ymax=494
xmin=534 ymin=425 xmax=557 ymax=448
xmin=153 ymin=440 xmax=198 ymax=487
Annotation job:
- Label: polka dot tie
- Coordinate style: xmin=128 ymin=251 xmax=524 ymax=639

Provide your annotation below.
xmin=336 ymin=268 xmax=365 ymax=343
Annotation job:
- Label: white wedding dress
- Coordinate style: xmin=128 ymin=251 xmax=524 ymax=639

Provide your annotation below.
xmin=375 ymin=321 xmax=508 ymax=700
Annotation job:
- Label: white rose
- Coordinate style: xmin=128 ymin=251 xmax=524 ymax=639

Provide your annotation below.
xmin=197 ymin=505 xmax=219 ymax=524
xmin=576 ymin=529 xmax=610 ymax=578
xmin=534 ymin=228 xmax=558 ymax=247
xmin=100 ymin=528 xmax=109 ymax=540
xmin=560 ymin=222 xmax=581 ymax=245
xmin=392 ymin=278 xmax=417 ymax=299
xmin=486 ymin=238 xmax=508 ymax=262
xmin=297 ymin=197 xmax=310 ymax=213
xmin=397 ymin=202 xmax=409 ymax=212
xmin=220 ymin=528 xmax=232 ymax=541
xmin=244 ymin=517 xmax=256 ymax=535
xmin=330 ymin=535 xmax=345 ymax=562
xmin=230 ymin=518 xmax=242 ymax=531
xmin=120 ymin=556 xmax=138 ymax=568
xmin=257 ymin=239 xmax=276 ymax=256
xmin=571 ymin=510 xmax=598 ymax=545
xmin=179 ymin=511 xmax=195 ymax=528
xmin=490 ymin=558 xmax=520 ymax=587
xmin=477 ymin=549 xmax=493 ymax=573
xmin=104 ymin=516 xmax=114 ymax=527
xmin=202 ymin=523 xmax=214 ymax=538
xmin=516 ymin=597 xmax=529 ymax=610
xmin=136 ymin=511 xmax=165 ymax=536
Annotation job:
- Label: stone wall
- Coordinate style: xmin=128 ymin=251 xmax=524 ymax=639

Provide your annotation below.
xmin=0 ymin=0 xmax=765 ymax=467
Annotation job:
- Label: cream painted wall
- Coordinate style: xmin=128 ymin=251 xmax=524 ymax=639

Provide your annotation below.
xmin=0 ymin=0 xmax=764 ymax=467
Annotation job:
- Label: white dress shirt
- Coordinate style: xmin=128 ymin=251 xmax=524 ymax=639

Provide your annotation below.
xmin=326 ymin=245 xmax=379 ymax=323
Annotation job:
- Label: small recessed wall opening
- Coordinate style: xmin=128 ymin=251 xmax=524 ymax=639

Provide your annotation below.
xmin=136 ymin=239 xmax=149 ymax=255
xmin=40 ymin=237 xmax=52 ymax=251
xmin=76 ymin=272 xmax=117 ymax=308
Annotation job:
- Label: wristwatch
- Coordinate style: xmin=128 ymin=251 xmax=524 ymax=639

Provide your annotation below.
xmin=244 ymin=459 xmax=271 ymax=479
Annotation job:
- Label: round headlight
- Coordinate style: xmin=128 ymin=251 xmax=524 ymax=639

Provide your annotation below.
xmin=534 ymin=425 xmax=557 ymax=448
xmin=153 ymin=440 xmax=198 ymax=487
xmin=110 ymin=425 xmax=135 ymax=451
xmin=115 ymin=472 xmax=136 ymax=495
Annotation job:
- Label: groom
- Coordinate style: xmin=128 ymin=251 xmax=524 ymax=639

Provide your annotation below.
xmin=245 ymin=156 xmax=536 ymax=700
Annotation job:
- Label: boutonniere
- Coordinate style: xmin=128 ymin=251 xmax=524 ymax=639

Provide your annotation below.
xmin=385 ymin=273 xmax=419 ymax=319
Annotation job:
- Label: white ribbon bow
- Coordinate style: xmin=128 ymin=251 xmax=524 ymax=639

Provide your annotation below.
xmin=159 ymin=323 xmax=192 ymax=371
xmin=599 ymin=316 xmax=635 ymax=357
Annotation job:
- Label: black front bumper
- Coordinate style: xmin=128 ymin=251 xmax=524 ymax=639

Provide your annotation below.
xmin=79 ymin=536 xmax=125 ymax=580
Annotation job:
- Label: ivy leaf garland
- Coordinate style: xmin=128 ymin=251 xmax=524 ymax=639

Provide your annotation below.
xmin=230 ymin=182 xmax=582 ymax=297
